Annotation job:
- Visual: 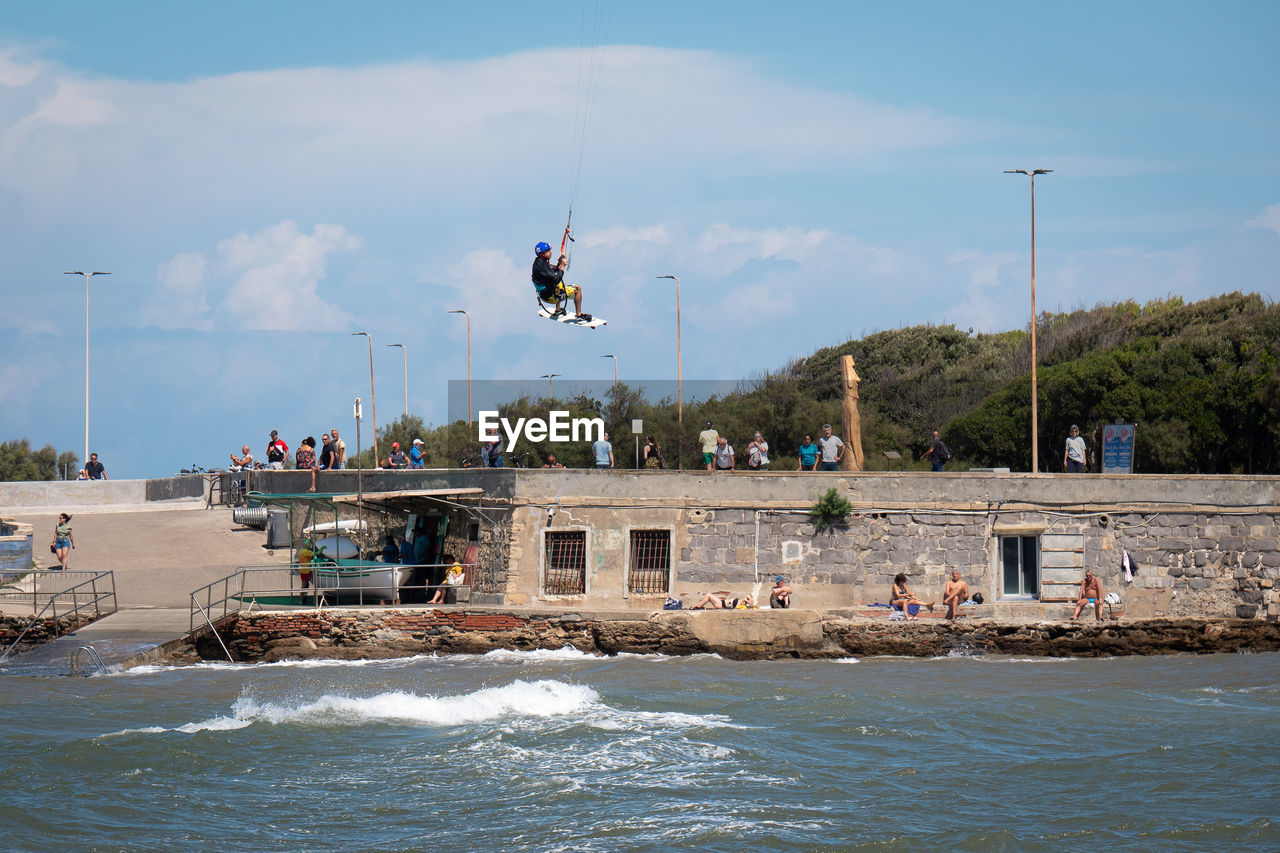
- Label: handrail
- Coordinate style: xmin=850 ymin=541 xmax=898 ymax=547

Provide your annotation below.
xmin=189 ymin=562 xmax=477 ymax=635
xmin=70 ymin=645 xmax=107 ymax=676
xmin=0 ymin=571 xmax=117 ymax=663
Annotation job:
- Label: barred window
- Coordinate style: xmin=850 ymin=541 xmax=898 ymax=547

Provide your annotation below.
xmin=629 ymin=530 xmax=671 ymax=595
xmin=544 ymin=530 xmax=587 ymax=596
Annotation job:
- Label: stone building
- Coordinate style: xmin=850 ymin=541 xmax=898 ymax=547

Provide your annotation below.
xmin=240 ymin=468 xmax=1280 ymax=621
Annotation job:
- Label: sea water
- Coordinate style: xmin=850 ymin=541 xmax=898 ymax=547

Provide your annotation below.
xmin=1 ymin=650 xmax=1278 ymax=852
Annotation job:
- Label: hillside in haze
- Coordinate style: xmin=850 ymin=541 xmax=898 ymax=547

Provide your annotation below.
xmin=357 ymin=292 xmax=1279 ymax=474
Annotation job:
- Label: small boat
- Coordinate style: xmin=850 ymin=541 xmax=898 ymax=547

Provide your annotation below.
xmin=312 ymin=559 xmax=413 ymax=602
xmin=303 ymin=519 xmax=367 ymax=535
xmin=312 ymin=534 xmax=359 ymax=560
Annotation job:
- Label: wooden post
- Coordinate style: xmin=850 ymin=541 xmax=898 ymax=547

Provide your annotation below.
xmin=840 ymin=355 xmax=865 ymax=472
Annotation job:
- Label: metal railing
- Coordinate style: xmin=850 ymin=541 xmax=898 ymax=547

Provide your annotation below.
xmin=188 ymin=562 xmax=475 ymax=636
xmin=0 ymin=570 xmax=118 ymax=662
xmin=70 ymin=645 xmax=107 ymax=676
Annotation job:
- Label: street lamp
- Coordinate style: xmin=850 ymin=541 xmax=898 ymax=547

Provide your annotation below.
xmin=352 ymin=332 xmax=379 ymax=466
xmin=386 ymin=343 xmax=407 ymax=421
xmin=657 ymin=275 xmax=682 ymax=469
xmin=448 ymin=310 xmax=472 ymax=427
xmin=540 ymin=373 xmax=561 ymax=398
xmin=600 ymin=354 xmax=618 ymax=387
xmin=64 ymin=270 xmax=110 ymax=469
xmin=1004 ymin=168 xmax=1053 ymax=473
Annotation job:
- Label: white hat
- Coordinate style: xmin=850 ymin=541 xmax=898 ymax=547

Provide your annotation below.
xmin=412 ymin=438 xmax=423 ymax=445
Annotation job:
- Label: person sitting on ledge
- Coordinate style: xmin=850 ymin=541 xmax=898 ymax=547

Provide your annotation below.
xmin=891 ymin=573 xmax=935 ymax=619
xmin=769 ymin=577 xmax=792 ymax=609
xmin=690 ymin=591 xmax=754 ymax=610
xmin=943 ymin=569 xmax=969 ymax=620
xmin=1071 ymin=569 xmax=1103 ymax=621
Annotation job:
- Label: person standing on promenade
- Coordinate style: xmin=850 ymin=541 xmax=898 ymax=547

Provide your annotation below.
xmin=1072 ymin=569 xmax=1104 ymax=620
xmin=643 ymin=436 xmax=664 ymax=469
xmin=266 ymin=430 xmax=288 ymax=470
xmin=318 ymin=433 xmax=336 ymax=470
xmin=713 ymin=435 xmax=735 ymax=471
xmin=919 ymin=430 xmax=950 ymax=472
xmin=296 ymin=436 xmax=317 ymax=491
xmin=698 ymin=421 xmax=719 ymax=471
xmin=797 ymin=434 xmax=819 ymax=471
xmin=53 ymin=513 xmax=75 ymax=570
xmin=747 ymin=432 xmax=770 ymax=470
xmin=593 ymin=432 xmax=615 ymax=469
xmin=1063 ymin=424 xmax=1088 ymax=473
xmin=331 ymin=428 xmax=347 ymax=469
xmin=816 ymin=424 xmax=844 ymax=472
xmin=943 ymin=570 xmax=969 ymax=620
xmin=85 ymin=452 xmax=108 ymax=480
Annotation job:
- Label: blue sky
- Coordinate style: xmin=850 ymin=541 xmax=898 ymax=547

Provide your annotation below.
xmin=1 ymin=1 xmax=1277 ymax=477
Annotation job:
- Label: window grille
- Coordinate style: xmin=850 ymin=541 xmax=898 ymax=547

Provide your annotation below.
xmin=544 ymin=530 xmax=587 ymax=595
xmin=629 ymin=530 xmax=671 ymax=594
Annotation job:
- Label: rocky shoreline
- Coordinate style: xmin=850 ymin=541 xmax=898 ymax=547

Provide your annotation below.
xmin=176 ymin=607 xmax=1280 ymax=664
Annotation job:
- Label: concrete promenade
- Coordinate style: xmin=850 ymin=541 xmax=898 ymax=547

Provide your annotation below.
xmin=2 ymin=500 xmax=288 ymax=673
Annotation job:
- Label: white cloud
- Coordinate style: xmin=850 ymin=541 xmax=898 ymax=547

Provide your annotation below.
xmin=1247 ymin=204 xmax=1280 ymax=236
xmin=218 ymin=221 xmax=360 ymax=332
xmin=0 ymin=49 xmax=43 ymax=87
xmin=142 ymin=252 xmax=211 ymax=330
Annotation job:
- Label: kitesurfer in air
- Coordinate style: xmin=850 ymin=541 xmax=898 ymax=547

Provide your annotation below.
xmin=532 ymin=242 xmax=591 ymax=322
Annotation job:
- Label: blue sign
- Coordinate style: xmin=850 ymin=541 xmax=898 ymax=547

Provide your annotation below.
xmin=1102 ymin=424 xmax=1135 ymax=474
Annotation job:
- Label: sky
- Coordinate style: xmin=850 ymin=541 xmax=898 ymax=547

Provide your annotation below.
xmin=1 ymin=1 xmax=1277 ymax=478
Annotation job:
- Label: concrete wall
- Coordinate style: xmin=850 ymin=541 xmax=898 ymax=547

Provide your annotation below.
xmin=0 ymin=475 xmax=205 ymax=508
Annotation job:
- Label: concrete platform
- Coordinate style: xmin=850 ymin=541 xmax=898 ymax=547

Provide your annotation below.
xmin=0 ymin=608 xmax=192 ymax=676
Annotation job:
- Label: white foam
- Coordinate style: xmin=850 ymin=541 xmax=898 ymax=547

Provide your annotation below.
xmin=99 ymin=679 xmax=598 ymax=737
xmin=108 ymin=654 xmax=440 ymax=677
xmin=480 ymin=647 xmax=597 ymax=663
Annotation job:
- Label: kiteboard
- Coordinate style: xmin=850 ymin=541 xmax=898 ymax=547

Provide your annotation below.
xmin=536 ymin=306 xmax=607 ymax=329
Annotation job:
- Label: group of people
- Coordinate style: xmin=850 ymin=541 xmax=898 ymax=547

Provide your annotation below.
xmin=228 ymin=428 xmax=350 ymax=491
xmin=688 ymin=577 xmax=793 ymax=610
xmin=890 ymin=571 xmax=974 ymax=620
xmin=377 ymin=536 xmax=466 ymax=604
xmin=696 ymin=421 xmax=846 ymax=472
xmin=386 ymin=438 xmax=428 ymax=469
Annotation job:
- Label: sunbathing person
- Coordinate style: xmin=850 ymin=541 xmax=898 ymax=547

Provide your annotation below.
xmin=890 ymin=573 xmax=935 ymax=618
xmin=690 ymin=592 xmax=754 ymax=610
xmin=943 ymin=569 xmax=969 ymax=620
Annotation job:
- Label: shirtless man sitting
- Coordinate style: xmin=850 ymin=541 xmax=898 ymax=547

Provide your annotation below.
xmin=1072 ymin=569 xmax=1103 ymax=621
xmin=769 ymin=577 xmax=792 ymax=609
xmin=943 ymin=570 xmax=969 ymax=620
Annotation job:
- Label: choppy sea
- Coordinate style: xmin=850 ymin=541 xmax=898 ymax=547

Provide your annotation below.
xmin=1 ymin=649 xmax=1278 ymax=852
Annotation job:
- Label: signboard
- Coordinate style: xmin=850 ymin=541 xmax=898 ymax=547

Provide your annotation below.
xmin=1102 ymin=424 xmax=1135 ymax=474
xmin=631 ymin=419 xmax=644 ymax=435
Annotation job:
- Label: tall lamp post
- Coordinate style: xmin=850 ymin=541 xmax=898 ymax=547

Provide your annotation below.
xmin=352 ymin=332 xmax=379 ymax=466
xmin=387 ymin=343 xmax=408 ymax=421
xmin=64 ymin=270 xmax=110 ymax=469
xmin=1004 ymin=168 xmax=1052 ymax=473
xmin=448 ymin=310 xmax=472 ymax=427
xmin=657 ymin=275 xmax=682 ymax=469
xmin=600 ymin=354 xmax=618 ymax=387
xmin=541 ymin=373 xmax=561 ymax=398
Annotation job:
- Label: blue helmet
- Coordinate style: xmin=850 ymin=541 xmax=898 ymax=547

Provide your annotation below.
xmin=535 ymin=242 xmax=552 ymax=255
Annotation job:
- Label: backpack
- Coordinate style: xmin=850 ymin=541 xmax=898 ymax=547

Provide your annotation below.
xmin=663 ymin=597 xmax=683 ymax=610
xmin=937 ymin=440 xmax=952 ymax=462
xmin=267 ymin=443 xmax=285 ymax=463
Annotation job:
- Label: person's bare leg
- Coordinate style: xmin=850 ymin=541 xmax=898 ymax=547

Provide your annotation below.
xmin=57 ymin=547 xmax=69 ymax=570
xmin=1095 ymin=599 xmax=1103 ymax=620
xmin=1072 ymin=598 xmax=1085 ymax=619
xmin=573 ymin=287 xmax=583 ymax=315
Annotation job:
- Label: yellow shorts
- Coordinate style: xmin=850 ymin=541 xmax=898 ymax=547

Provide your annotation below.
xmin=540 ymin=282 xmax=578 ymax=302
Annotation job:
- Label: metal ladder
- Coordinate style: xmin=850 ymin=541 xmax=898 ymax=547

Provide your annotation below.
xmin=69 ymin=645 xmax=107 ymax=677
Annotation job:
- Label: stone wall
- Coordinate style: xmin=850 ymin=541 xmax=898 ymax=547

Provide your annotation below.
xmin=191 ymin=608 xmax=1280 ymax=663
xmin=0 ymin=613 xmax=98 ymax=651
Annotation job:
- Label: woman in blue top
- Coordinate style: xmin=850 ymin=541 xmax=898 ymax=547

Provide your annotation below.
xmin=54 ymin=512 xmax=75 ymax=570
xmin=797 ymin=434 xmax=819 ymax=471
